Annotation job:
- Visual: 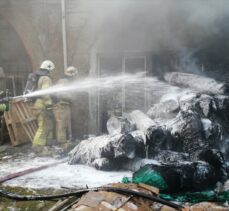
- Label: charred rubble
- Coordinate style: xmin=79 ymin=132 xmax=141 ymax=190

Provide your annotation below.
xmin=68 ymin=133 xmax=136 ymax=170
xmin=68 ymin=72 xmax=229 ymax=192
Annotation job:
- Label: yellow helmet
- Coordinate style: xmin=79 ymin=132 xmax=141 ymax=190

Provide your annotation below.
xmin=65 ymin=66 xmax=78 ymax=77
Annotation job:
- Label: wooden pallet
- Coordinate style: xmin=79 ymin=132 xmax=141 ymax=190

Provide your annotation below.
xmin=4 ymin=99 xmax=37 ymax=146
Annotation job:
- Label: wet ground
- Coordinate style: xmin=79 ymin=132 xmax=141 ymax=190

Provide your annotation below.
xmin=0 ymin=143 xmax=131 ymax=210
xmin=0 ymin=144 xmax=228 ymax=210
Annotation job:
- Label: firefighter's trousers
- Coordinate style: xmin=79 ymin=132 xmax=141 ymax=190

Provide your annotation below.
xmin=33 ymin=110 xmax=54 ymax=146
xmin=53 ymin=101 xmax=72 ymax=144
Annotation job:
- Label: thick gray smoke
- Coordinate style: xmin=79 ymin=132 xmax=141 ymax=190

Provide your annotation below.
xmin=74 ymin=0 xmax=229 ymax=73
xmin=81 ymin=0 xmax=229 ymax=50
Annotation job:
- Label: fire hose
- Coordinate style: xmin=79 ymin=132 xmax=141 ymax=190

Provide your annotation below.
xmin=0 ymin=186 xmax=184 ymax=210
xmin=0 ymin=159 xmax=67 ymax=183
xmin=0 ymin=157 xmax=183 ymax=209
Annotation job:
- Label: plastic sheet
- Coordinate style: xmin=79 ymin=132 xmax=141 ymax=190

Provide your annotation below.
xmin=123 ymin=160 xmax=226 ymax=193
xmin=122 ymin=164 xmax=168 ymax=191
xmin=160 ymin=190 xmax=229 ymax=203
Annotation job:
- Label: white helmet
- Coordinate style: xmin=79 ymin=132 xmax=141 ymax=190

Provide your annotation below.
xmin=40 ymin=60 xmax=55 ymax=72
xmin=65 ymin=66 xmax=78 ymax=77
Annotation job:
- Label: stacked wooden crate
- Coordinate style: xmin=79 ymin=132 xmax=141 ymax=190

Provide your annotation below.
xmin=4 ymin=99 xmax=37 ymax=146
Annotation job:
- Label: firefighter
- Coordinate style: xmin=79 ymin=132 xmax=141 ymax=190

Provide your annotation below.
xmin=53 ymin=66 xmax=78 ymax=145
xmin=30 ymin=60 xmax=55 ymax=152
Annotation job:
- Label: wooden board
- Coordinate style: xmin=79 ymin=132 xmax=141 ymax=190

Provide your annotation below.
xmin=4 ymin=99 xmax=37 ymax=146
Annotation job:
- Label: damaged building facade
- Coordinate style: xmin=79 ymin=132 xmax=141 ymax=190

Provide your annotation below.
xmin=0 ymin=1 xmax=229 ymax=210
xmin=0 ymin=0 xmax=229 ymax=139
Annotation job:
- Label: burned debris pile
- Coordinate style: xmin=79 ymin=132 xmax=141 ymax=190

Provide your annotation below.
xmin=68 ymin=133 xmax=136 ymax=170
xmin=68 ymin=72 xmax=229 ymax=193
xmin=126 ymin=149 xmax=228 ymax=193
xmin=164 ymin=72 xmax=226 ymax=95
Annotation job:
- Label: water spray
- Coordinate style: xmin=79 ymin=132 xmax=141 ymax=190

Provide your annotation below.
xmin=22 ymin=72 xmax=179 ymax=101
xmin=1 ymin=72 xmax=181 ymax=112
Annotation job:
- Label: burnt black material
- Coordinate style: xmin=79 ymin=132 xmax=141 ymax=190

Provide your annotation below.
xmin=137 ymin=161 xmax=223 ymax=193
xmin=153 ymin=150 xmax=190 ymax=163
xmin=68 ymin=133 xmax=136 ymax=167
xmin=168 ymin=110 xmax=209 ymax=158
xmin=146 ymin=126 xmax=170 ymax=152
xmin=198 ymin=148 xmax=228 ymax=182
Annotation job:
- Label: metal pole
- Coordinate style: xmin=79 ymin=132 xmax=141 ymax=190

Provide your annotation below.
xmin=61 ymin=0 xmax=67 ymax=70
xmin=97 ymin=54 xmax=101 ymax=133
xmin=122 ymin=56 xmax=126 ymax=114
xmin=144 ymin=56 xmax=147 ymax=111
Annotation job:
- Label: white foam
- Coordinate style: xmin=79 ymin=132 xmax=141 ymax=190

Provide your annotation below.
xmin=0 ymin=157 xmax=131 ymax=189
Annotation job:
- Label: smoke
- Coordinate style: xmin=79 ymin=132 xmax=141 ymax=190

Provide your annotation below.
xmin=175 ymin=49 xmax=202 ymax=74
xmin=74 ymin=0 xmax=229 ymax=73
xmin=82 ymin=0 xmax=228 ymax=48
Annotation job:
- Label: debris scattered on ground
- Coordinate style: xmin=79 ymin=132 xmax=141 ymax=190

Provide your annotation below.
xmin=68 ymin=133 xmax=136 ymax=170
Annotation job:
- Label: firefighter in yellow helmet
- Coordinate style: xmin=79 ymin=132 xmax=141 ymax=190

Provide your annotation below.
xmin=53 ymin=66 xmax=78 ymax=145
xmin=29 ymin=60 xmax=55 ymax=152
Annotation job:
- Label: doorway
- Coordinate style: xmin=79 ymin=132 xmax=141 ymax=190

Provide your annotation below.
xmin=96 ymin=52 xmax=150 ymax=133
